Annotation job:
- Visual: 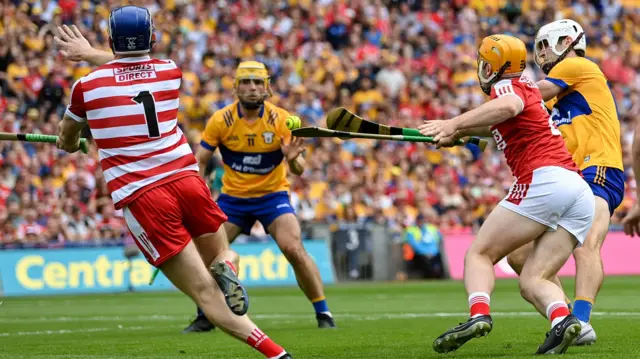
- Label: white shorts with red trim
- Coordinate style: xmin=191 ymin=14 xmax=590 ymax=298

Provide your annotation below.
xmin=499 ymin=166 xmax=595 ymax=244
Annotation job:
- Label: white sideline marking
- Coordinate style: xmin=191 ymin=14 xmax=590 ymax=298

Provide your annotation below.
xmin=0 ymin=311 xmax=638 ymax=336
xmin=0 ymin=311 xmax=638 ymax=324
xmin=0 ymin=326 xmax=149 ymax=337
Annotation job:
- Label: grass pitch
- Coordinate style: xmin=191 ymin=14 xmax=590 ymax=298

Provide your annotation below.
xmin=1 ymin=277 xmax=639 ymax=358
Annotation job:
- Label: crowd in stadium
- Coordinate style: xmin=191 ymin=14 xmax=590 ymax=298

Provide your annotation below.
xmin=0 ymin=0 xmax=638 ymax=244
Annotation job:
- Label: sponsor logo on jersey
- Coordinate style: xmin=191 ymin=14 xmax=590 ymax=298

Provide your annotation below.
xmin=242 ymin=154 xmax=262 ymax=165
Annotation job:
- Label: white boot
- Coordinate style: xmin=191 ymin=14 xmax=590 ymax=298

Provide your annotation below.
xmin=573 ymin=321 xmax=597 ymax=346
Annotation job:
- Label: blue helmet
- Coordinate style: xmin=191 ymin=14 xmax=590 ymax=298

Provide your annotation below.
xmin=108 ymin=6 xmax=154 ymax=55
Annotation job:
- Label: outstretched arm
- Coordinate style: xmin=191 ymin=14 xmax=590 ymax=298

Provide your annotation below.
xmin=419 ymin=95 xmax=522 ymax=142
xmin=454 ymin=95 xmax=524 ymax=130
xmin=55 ymin=25 xmax=114 ymax=66
xmin=456 ymin=127 xmax=493 ymax=138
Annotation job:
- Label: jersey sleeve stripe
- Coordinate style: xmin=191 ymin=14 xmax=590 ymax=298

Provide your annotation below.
xmin=101 ymin=135 xmax=189 ymax=172
xmin=94 ymin=126 xmax=178 ymax=149
xmin=545 ymin=77 xmax=569 ymax=90
xmin=65 ymin=107 xmax=86 ymax=122
xmin=83 ymin=78 xmax=181 ymax=101
xmin=106 ymin=153 xmax=197 ymax=193
xmin=200 ymin=139 xmax=216 ymax=151
xmin=103 ymin=142 xmax=194 ymax=184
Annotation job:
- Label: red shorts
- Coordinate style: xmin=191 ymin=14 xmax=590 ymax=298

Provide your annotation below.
xmin=122 ymin=174 xmax=228 ymax=267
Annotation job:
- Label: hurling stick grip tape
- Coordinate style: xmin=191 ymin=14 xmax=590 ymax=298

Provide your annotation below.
xmin=13 ymin=133 xmax=89 ymax=154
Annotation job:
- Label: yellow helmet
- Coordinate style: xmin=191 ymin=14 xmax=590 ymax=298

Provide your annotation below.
xmin=477 ymin=34 xmax=527 ymax=95
xmin=235 ymin=61 xmax=270 ymax=87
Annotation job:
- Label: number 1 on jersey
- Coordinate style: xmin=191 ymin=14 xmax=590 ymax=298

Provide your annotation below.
xmin=133 ymin=91 xmax=160 ymax=138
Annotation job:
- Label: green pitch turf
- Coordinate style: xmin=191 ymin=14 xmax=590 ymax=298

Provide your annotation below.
xmin=1 ymin=276 xmax=639 ymax=359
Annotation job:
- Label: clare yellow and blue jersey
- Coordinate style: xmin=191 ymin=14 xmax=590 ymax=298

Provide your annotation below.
xmin=546 ymin=57 xmax=624 ymax=215
xmin=200 ymin=101 xmax=292 ymax=198
xmin=546 ymin=57 xmax=622 ymax=171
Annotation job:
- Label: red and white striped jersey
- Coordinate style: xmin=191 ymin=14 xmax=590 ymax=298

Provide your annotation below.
xmin=65 ymin=56 xmax=198 ymax=209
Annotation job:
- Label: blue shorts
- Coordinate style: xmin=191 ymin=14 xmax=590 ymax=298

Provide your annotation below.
xmin=217 ymin=191 xmax=296 ymax=235
xmin=581 ymin=166 xmax=625 ymax=216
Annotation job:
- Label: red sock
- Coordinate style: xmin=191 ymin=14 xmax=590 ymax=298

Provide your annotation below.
xmin=225 ymin=260 xmax=237 ymax=275
xmin=246 ymin=328 xmax=285 ymax=358
xmin=468 ymin=292 xmax=490 ymax=317
xmin=546 ymin=301 xmax=570 ymax=327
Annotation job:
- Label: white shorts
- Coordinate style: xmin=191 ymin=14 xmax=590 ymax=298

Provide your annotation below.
xmin=499 ymin=166 xmax=595 ymax=244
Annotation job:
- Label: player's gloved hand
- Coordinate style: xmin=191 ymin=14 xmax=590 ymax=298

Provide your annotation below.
xmin=418 ymin=119 xmax=458 ymax=143
xmin=622 ymin=203 xmax=640 ymax=237
xmin=54 ymin=25 xmax=93 ymax=62
xmin=280 ymin=136 xmax=305 ymax=161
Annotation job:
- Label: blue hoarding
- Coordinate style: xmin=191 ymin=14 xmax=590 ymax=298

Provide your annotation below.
xmin=0 ymin=241 xmax=335 ymax=297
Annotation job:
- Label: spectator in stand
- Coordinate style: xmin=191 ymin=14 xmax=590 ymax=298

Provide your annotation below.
xmin=0 ymin=0 xmax=639 ymax=247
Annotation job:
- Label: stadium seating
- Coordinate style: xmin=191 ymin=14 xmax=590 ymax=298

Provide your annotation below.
xmin=0 ymin=0 xmax=638 ymax=245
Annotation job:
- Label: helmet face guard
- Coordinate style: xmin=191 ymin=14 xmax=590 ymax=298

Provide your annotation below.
xmin=534 ymin=20 xmax=586 ymax=74
xmin=476 ymin=34 xmax=525 ymax=95
xmin=477 ymin=57 xmax=511 ymax=95
xmin=235 ymin=62 xmax=272 ymax=110
xmin=535 ymin=32 xmax=585 ymax=75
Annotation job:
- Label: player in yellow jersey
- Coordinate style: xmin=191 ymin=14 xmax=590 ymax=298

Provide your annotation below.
xmin=507 ymin=19 xmax=624 ymax=346
xmin=182 ymin=61 xmax=336 ymax=333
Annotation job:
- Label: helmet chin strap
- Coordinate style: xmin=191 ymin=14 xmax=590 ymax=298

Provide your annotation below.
xmin=541 ymin=32 xmax=585 ymax=75
xmin=479 ymin=61 xmax=511 ymax=95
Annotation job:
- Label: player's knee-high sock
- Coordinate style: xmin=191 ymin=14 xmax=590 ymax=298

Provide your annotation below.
xmin=468 ymin=292 xmax=490 ymax=318
xmin=572 ymin=296 xmax=594 ymax=323
xmin=246 ymin=327 xmax=287 ymax=358
xmin=311 ymin=296 xmax=331 ymax=316
xmin=196 ymin=307 xmax=205 ymax=318
xmin=546 ymin=301 xmax=570 ymax=328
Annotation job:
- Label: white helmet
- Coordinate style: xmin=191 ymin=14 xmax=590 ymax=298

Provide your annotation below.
xmin=534 ymin=19 xmax=586 ymax=74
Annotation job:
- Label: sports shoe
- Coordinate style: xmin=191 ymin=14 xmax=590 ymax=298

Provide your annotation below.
xmin=316 ymin=313 xmax=336 ymax=328
xmin=210 ymin=261 xmax=249 ymax=316
xmin=536 ymin=315 xmax=581 ymax=354
xmin=432 ymin=315 xmax=493 ymax=354
xmin=280 ymin=354 xmax=292 ymax=359
xmin=573 ymin=321 xmax=597 ymax=346
xmin=182 ymin=315 xmax=215 ymax=333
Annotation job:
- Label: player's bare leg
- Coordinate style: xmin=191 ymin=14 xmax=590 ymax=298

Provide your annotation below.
xmin=194 ymin=230 xmax=248 ymax=316
xmin=518 ymin=226 xmax=582 ymax=354
xmin=161 ymin=241 xmax=290 ymax=358
xmin=507 ymin=243 xmax=572 ymax=310
xmin=434 ymin=206 xmax=549 ymax=353
xmin=222 ymin=222 xmax=244 ymax=269
xmin=184 ymin=229 xmax=241 ymax=333
xmin=268 ymin=213 xmax=335 ymax=328
xmin=570 ymin=197 xmax=610 ymax=345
